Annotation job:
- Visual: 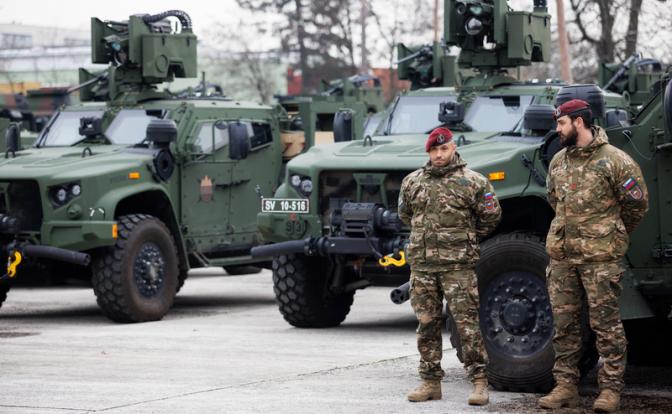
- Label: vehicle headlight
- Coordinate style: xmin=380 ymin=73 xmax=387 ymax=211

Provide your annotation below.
xmin=71 ymin=184 xmax=82 ymax=197
xmin=300 ymin=179 xmax=313 ymax=195
xmin=289 ymin=173 xmax=312 ymax=197
xmin=48 ymin=181 xmax=82 ymax=208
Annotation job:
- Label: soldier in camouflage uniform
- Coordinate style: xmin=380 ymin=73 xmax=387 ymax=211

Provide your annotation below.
xmin=399 ymin=126 xmax=501 ymax=405
xmin=539 ymin=99 xmax=649 ymax=413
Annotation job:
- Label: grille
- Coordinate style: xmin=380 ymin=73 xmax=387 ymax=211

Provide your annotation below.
xmin=3 ymin=181 xmax=43 ymax=232
xmin=318 ymin=170 xmax=409 ymax=225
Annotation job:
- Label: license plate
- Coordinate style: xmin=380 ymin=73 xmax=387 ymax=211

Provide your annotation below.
xmin=261 ymin=198 xmax=310 ymax=214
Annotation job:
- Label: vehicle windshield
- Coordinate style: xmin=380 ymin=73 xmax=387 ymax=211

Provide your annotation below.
xmin=105 ymin=110 xmax=160 ymax=145
xmin=384 ymin=95 xmax=457 ymax=135
xmin=464 ymin=95 xmax=534 ymax=132
xmin=38 ymin=110 xmax=104 ymax=146
xmin=39 ymin=109 xmax=162 ymax=146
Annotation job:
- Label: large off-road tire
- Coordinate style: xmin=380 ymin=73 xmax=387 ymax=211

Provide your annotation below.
xmin=92 ymin=214 xmax=179 ymax=323
xmin=223 ymin=265 xmax=262 ymax=275
xmin=0 ymin=280 xmax=9 ymax=309
xmin=176 ymin=268 xmax=188 ymax=294
xmin=449 ymin=233 xmax=597 ymax=393
xmin=273 ymin=254 xmax=355 ymax=328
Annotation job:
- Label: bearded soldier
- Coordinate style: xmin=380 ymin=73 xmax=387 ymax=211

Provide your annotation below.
xmin=539 ymin=99 xmax=649 ymax=412
xmin=399 ymin=126 xmax=501 ymax=405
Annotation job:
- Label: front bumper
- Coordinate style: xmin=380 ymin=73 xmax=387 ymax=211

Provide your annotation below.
xmin=41 ymin=220 xmax=118 ymax=251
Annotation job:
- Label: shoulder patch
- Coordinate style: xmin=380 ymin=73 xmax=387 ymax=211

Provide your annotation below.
xmin=623 ymin=177 xmax=643 ymax=200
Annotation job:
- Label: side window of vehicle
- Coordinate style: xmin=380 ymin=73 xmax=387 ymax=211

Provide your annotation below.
xmin=250 ymin=122 xmax=273 ymax=150
xmin=192 ymin=122 xmax=230 ymax=154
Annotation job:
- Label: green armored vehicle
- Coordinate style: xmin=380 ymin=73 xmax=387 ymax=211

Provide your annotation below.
xmin=0 ymin=10 xmax=379 ymax=322
xmin=250 ymin=0 xmax=662 ymax=392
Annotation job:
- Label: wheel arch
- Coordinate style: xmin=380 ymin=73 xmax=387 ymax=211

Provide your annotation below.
xmin=495 ymin=195 xmax=554 ymax=237
xmin=114 ymin=190 xmax=188 ymax=273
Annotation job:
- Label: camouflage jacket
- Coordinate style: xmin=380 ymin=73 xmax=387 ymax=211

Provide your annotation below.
xmin=398 ymin=155 xmax=502 ymax=270
xmin=546 ymin=126 xmax=649 ymax=263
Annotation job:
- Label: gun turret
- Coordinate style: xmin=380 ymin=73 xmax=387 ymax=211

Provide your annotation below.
xmin=79 ymin=10 xmax=197 ymax=102
xmin=598 ymin=54 xmax=665 ymax=108
xmin=396 ymin=42 xmax=458 ymax=89
xmin=444 ymin=0 xmax=551 ymax=72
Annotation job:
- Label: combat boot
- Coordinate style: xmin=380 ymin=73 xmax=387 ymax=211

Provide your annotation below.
xmin=593 ymin=389 xmax=620 ymax=413
xmin=407 ymin=379 xmax=442 ymax=402
xmin=538 ymin=382 xmax=579 ymax=409
xmin=468 ymin=378 xmax=489 ymax=405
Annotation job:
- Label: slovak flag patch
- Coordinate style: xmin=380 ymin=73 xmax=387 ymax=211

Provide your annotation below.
xmin=484 ymin=192 xmax=496 ymax=210
xmin=622 ymin=177 xmax=643 ymax=200
xmin=623 ymin=178 xmax=636 ymax=190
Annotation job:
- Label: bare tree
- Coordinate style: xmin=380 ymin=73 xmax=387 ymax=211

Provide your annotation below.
xmin=204 ymin=20 xmax=280 ymax=103
xmin=567 ymin=0 xmax=671 ymax=82
xmin=369 ymin=0 xmax=434 ymax=98
xmin=236 ymin=0 xmax=359 ymax=92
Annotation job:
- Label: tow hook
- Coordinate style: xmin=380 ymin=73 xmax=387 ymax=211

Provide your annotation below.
xmin=378 ymin=251 xmax=406 ymax=268
xmin=4 ymin=250 xmax=23 ymax=279
xmin=0 ymin=243 xmax=91 ymax=281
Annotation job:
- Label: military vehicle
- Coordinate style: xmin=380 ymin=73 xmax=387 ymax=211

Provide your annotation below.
xmin=599 ymin=53 xmax=665 ymax=110
xmin=1 ymin=87 xmax=75 ymax=134
xmin=0 ymin=10 xmax=379 ymax=323
xmin=249 ymin=0 xmax=656 ymax=392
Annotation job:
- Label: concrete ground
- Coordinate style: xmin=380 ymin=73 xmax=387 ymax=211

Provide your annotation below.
xmin=1 ymin=268 xmax=671 ymax=413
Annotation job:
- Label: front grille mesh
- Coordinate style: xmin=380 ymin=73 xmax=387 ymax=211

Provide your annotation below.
xmin=1 ymin=181 xmax=43 ymax=232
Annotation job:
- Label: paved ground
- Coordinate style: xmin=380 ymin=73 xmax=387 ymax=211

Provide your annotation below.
xmin=1 ymin=268 xmax=671 ymax=413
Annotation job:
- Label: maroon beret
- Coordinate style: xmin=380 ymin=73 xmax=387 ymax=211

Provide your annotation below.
xmin=554 ymin=99 xmax=590 ymax=120
xmin=426 ymin=127 xmax=453 ymax=152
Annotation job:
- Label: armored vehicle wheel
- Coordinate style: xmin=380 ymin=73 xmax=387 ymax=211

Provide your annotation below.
xmin=223 ymin=265 xmax=262 ymax=275
xmin=272 ymin=254 xmax=354 ymax=328
xmin=176 ymin=268 xmax=188 ymax=294
xmin=92 ymin=214 xmax=179 ymax=323
xmin=0 ymin=280 xmax=9 ymax=309
xmin=447 ymin=233 xmax=597 ymax=393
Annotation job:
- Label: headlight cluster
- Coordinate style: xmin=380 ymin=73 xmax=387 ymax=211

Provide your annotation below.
xmin=289 ymin=174 xmax=313 ymax=196
xmin=48 ymin=181 xmax=82 ymax=208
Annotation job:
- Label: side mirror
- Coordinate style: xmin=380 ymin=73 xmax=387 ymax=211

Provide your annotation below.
xmin=438 ymin=101 xmax=465 ymax=124
xmin=229 ymin=121 xmax=249 ymax=160
xmin=524 ymin=104 xmax=556 ymax=135
xmin=605 ymin=109 xmax=628 ymax=128
xmin=79 ymin=117 xmax=103 ymax=138
xmin=5 ymin=123 xmax=20 ymax=157
xmin=146 ymin=119 xmax=177 ymax=148
xmin=334 ymin=109 xmax=354 ymax=142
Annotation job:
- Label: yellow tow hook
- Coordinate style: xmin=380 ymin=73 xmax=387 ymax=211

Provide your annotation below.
xmin=6 ymin=250 xmax=23 ymax=278
xmin=378 ymin=251 xmax=406 ymax=268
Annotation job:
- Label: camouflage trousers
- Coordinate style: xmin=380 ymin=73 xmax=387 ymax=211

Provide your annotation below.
xmin=547 ymin=259 xmax=626 ymax=391
xmin=409 ymin=267 xmax=487 ymax=382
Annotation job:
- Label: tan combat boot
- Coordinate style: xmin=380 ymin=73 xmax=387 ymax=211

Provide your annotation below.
xmin=468 ymin=378 xmax=489 ymax=405
xmin=538 ymin=382 xmax=580 ymax=409
xmin=407 ymin=379 xmax=442 ymax=402
xmin=593 ymin=389 xmax=620 ymax=413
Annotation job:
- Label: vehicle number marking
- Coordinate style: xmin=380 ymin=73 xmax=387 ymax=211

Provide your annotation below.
xmin=261 ymin=198 xmax=309 ymax=214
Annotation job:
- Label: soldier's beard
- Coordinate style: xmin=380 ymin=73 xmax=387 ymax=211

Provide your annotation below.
xmin=559 ymin=125 xmax=578 ymax=148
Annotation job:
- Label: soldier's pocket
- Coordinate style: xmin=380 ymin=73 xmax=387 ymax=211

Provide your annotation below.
xmin=436 ymin=232 xmax=470 ymax=263
xmin=579 ymin=222 xmax=625 ymax=260
xmin=406 ymin=232 xmax=424 ymax=259
xmin=546 ymin=221 xmax=565 ymax=259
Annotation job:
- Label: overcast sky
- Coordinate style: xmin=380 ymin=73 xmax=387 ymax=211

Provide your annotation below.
xmin=0 ymin=1 xmax=247 ymax=35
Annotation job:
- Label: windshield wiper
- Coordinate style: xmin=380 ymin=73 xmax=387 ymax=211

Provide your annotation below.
xmin=35 ymin=112 xmax=60 ymax=148
xmin=70 ymin=134 xmax=110 ymax=147
xmin=384 ymin=97 xmax=401 ymax=136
